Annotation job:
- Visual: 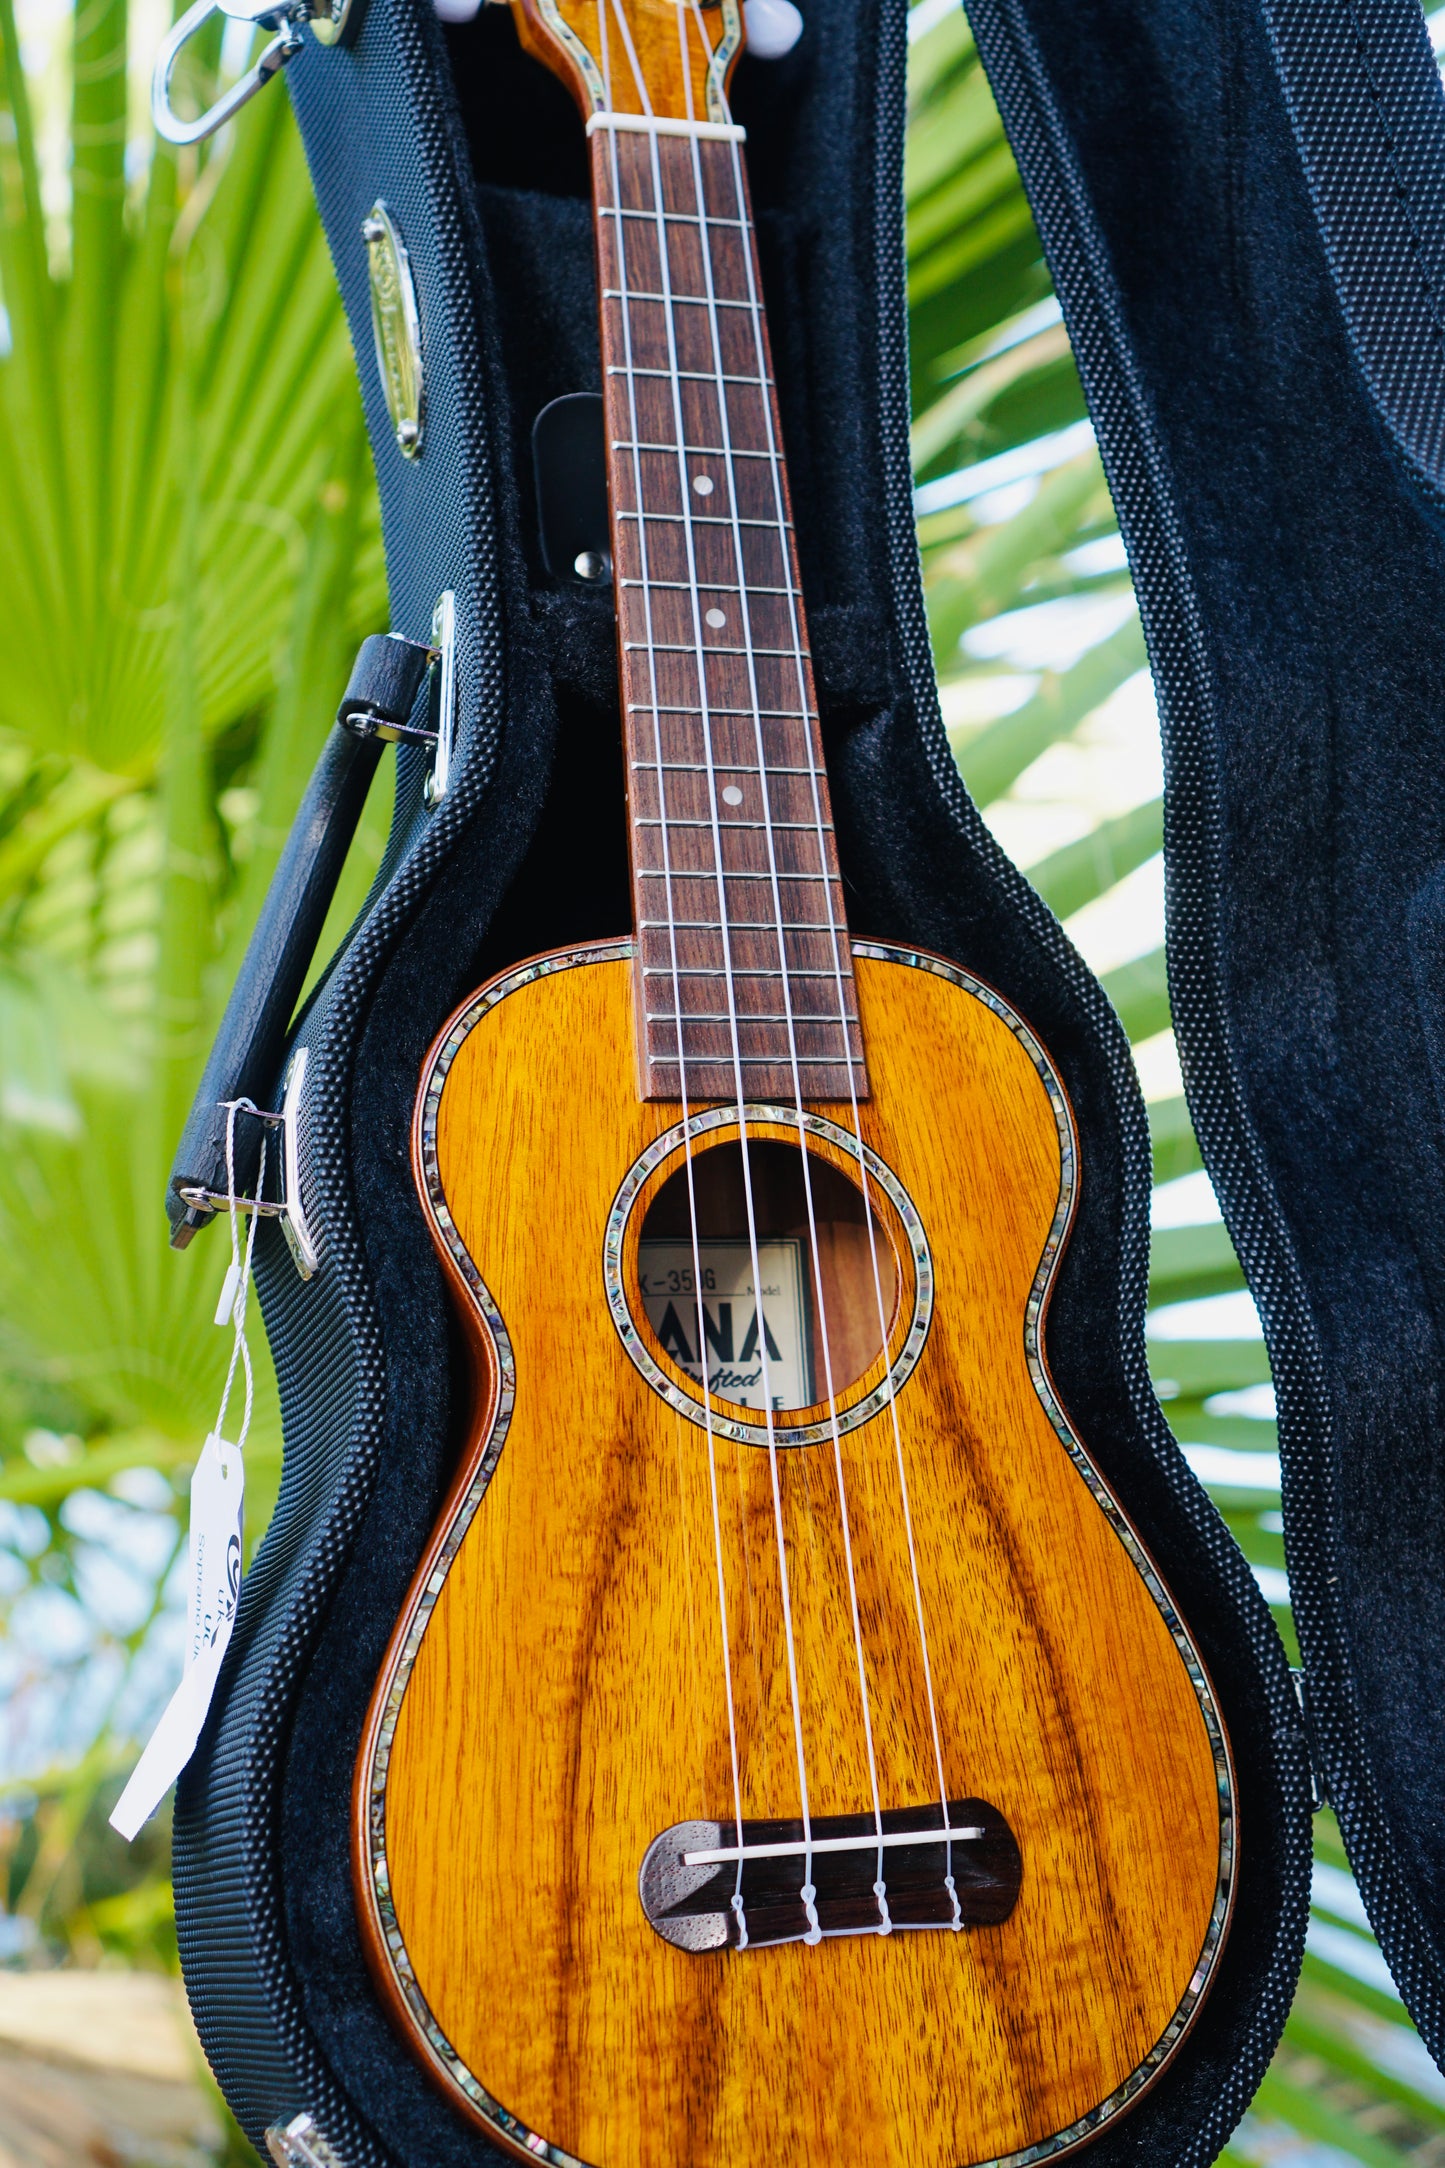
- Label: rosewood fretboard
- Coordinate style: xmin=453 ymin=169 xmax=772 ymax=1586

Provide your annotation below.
xmin=594 ymin=124 xmax=867 ymax=1105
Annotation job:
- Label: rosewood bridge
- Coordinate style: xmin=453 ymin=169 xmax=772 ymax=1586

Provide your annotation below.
xmin=639 ymin=1798 xmax=1022 ymax=1951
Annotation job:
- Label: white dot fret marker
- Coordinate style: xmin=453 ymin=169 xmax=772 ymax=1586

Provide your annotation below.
xmin=706 ymin=608 xmax=727 ymax=628
xmin=693 ymin=475 xmax=714 ymax=496
xmin=722 ymin=785 xmax=743 ymax=806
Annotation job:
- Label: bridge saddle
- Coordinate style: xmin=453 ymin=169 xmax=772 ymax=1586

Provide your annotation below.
xmin=638 ymin=1798 xmax=1022 ymax=1952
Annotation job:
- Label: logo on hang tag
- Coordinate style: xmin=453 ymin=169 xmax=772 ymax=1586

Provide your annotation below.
xmin=110 ymin=1433 xmax=247 ymax=1842
xmin=185 ymin=1432 xmax=245 ymax=1674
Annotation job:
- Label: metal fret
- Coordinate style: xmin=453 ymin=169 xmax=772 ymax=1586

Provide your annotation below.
xmin=615 ymin=513 xmax=797 ymax=535
xmin=642 ymin=966 xmax=846 ymax=979
xmin=646 ymin=1014 xmax=861 ymax=1027
xmin=623 ymin=642 xmax=810 ymax=659
xmin=647 ymin=1052 xmax=864 ymax=1068
xmin=629 ymin=759 xmax=821 ymax=771
xmin=610 ymin=513 xmax=792 ymax=535
xmin=638 ymin=919 xmax=845 ymax=933
xmin=602 ymin=288 xmax=754 ymax=308
xmin=619 ymin=580 xmax=801 ymax=598
xmin=627 ymin=708 xmax=816 ymax=722
xmin=600 ymin=206 xmax=749 ymax=228
xmin=634 ymin=817 xmax=834 ymax=833
xmin=612 ymin=441 xmax=782 ymax=460
xmin=635 ymin=868 xmax=841 ymax=883
xmin=607 ymin=367 xmax=775 ymax=390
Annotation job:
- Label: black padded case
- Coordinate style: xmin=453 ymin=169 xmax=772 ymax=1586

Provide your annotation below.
xmin=170 ymin=0 xmax=1445 ymax=2156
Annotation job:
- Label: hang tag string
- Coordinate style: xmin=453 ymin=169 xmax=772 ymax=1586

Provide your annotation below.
xmin=109 ymin=1097 xmax=270 ymax=1842
xmin=215 ymin=1096 xmax=266 ymax=1454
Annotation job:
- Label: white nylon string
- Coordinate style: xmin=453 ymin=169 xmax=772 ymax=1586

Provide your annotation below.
xmin=605 ymin=0 xmax=652 ymax=118
xmin=216 ymin=1098 xmax=265 ymax=1454
xmin=675 ymin=0 xmax=694 ymax=123
xmin=722 ymin=128 xmax=959 ymax=1901
xmin=680 ymin=52 xmax=890 ymax=1932
xmin=602 ymin=0 xmax=749 ymax=1937
xmin=627 ymin=80 xmax=821 ymax=1940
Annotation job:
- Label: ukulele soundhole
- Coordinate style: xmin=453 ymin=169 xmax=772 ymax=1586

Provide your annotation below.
xmin=636 ymin=1138 xmax=895 ymax=1412
xmin=606 ymin=1106 xmax=934 ymax=1445
xmin=639 ymin=1799 xmax=1022 ymax=1951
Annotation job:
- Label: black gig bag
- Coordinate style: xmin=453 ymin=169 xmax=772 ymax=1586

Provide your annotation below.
xmin=159 ymin=0 xmax=1431 ymax=2158
xmin=968 ymin=0 xmax=1445 ymax=2074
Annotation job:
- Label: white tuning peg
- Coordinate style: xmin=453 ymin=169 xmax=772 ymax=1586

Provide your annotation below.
xmin=743 ymin=0 xmax=803 ymax=58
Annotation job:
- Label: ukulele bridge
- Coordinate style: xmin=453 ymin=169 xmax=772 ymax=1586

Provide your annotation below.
xmin=639 ymin=1798 xmax=1021 ymax=1951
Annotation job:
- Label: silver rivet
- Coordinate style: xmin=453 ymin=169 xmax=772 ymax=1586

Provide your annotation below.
xmin=574 ymin=549 xmax=609 ymax=582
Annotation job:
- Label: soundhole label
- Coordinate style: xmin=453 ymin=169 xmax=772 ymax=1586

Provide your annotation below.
xmin=605 ymin=1105 xmax=933 ymax=1445
xmin=638 ymin=1236 xmax=812 ymax=1411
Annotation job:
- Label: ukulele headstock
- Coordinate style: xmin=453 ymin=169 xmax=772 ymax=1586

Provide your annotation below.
xmin=509 ymin=0 xmax=745 ymax=126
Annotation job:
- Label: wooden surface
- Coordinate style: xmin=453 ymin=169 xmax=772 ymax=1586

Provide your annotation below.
xmin=509 ymin=0 xmax=742 ymax=128
xmin=513 ymin=0 xmax=863 ymax=1102
xmin=359 ymin=947 xmax=1232 ymax=2168
xmin=595 ymin=129 xmax=865 ymax=1104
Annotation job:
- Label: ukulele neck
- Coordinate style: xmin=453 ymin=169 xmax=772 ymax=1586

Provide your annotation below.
xmin=592 ymin=120 xmax=868 ymax=1106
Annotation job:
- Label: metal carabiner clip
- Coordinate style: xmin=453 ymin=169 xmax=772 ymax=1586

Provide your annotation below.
xmin=151 ymin=0 xmax=351 ymax=147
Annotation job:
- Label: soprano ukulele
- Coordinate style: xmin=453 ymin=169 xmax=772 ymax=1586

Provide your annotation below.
xmin=354 ymin=4 xmax=1236 ymax=2161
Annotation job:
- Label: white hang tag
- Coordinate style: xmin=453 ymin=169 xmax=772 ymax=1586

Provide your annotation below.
xmin=110 ymin=1433 xmax=245 ymax=1841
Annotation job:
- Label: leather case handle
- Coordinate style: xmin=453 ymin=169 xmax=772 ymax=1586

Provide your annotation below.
xmin=166 ymin=635 xmax=435 ymax=1246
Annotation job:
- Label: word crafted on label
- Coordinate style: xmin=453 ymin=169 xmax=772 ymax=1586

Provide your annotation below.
xmin=638 ymin=1238 xmax=812 ymax=1410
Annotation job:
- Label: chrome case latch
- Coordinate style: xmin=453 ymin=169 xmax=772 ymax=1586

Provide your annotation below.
xmin=152 ymin=0 xmax=352 ymax=146
xmin=174 ymin=1050 xmax=319 ymax=1281
xmin=265 ymin=2113 xmax=347 ymax=2168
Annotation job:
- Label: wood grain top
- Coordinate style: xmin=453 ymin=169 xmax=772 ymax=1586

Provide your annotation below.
xmin=358 ymin=944 xmax=1233 ymax=2168
xmin=508 ymin=0 xmax=744 ymax=130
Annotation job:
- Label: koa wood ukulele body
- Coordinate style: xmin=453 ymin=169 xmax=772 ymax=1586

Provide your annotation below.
xmin=354 ymin=5 xmax=1236 ymax=2160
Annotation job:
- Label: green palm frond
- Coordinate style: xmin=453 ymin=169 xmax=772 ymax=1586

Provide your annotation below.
xmin=0 ymin=0 xmax=383 ymax=1885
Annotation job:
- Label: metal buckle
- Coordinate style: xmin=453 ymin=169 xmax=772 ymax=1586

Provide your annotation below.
xmin=424 ymin=590 xmax=456 ymax=807
xmin=336 ymin=597 xmax=455 ymax=802
xmin=339 ymin=706 xmax=439 ymax=748
xmin=152 ymin=0 xmax=351 ymax=147
xmin=176 ymin=1052 xmax=319 ymax=1280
